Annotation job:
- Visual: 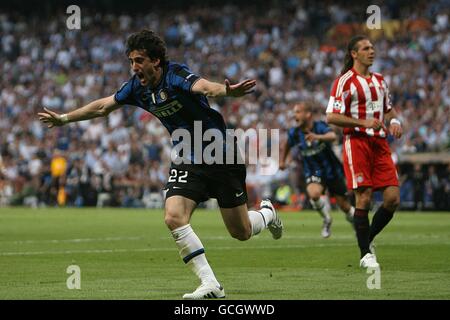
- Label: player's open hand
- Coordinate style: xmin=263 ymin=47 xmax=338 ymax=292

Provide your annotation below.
xmin=389 ymin=123 xmax=402 ymax=139
xmin=38 ymin=107 xmax=65 ymax=128
xmin=225 ymin=79 xmax=256 ymax=97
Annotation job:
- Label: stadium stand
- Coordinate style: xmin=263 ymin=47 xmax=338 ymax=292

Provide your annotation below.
xmin=0 ymin=0 xmax=448 ymax=210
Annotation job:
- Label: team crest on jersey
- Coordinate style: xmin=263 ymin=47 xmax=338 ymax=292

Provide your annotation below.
xmin=333 ymin=100 xmax=342 ymax=111
xmin=159 ymin=89 xmax=168 ymax=102
xmin=356 ymin=174 xmax=364 ymax=183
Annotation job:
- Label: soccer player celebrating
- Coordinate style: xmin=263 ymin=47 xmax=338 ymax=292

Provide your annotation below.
xmin=280 ymin=102 xmax=355 ymax=238
xmin=38 ymin=30 xmax=283 ymax=299
xmin=326 ymin=35 xmax=402 ymax=268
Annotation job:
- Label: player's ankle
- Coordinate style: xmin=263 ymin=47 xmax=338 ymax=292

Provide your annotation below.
xmin=202 ymin=277 xmax=219 ymax=286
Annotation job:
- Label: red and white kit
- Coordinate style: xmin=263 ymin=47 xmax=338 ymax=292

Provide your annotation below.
xmin=326 ymin=68 xmax=399 ymax=190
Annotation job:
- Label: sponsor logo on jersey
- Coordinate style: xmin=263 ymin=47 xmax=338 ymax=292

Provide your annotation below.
xmin=153 ymin=100 xmax=183 ymax=118
xmin=367 ymin=101 xmax=382 ymax=112
xmin=300 ymin=142 xmax=326 ymax=157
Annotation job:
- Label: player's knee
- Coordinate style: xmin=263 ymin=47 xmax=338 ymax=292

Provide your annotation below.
xmin=385 ymin=194 xmax=400 ymax=211
xmin=164 ymin=211 xmax=185 ymax=230
xmin=307 ymin=184 xmax=322 ymax=201
xmin=356 ymin=189 xmax=372 ymax=209
xmin=229 ymin=228 xmax=252 ymax=241
xmin=233 ymin=232 xmax=251 ymax=241
xmin=359 ymin=199 xmax=371 ymax=209
xmin=164 ymin=215 xmax=178 ymax=230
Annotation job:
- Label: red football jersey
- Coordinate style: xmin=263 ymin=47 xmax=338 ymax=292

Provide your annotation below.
xmin=326 ymin=68 xmax=392 ymax=138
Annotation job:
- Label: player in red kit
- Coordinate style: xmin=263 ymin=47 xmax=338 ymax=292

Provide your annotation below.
xmin=326 ymin=35 xmax=402 ymax=268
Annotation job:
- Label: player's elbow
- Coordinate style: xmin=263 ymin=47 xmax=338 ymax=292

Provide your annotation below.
xmin=99 ymin=105 xmax=113 ymax=117
xmin=326 ymin=113 xmax=337 ymax=125
xmin=96 ymin=97 xmax=117 ymax=117
xmin=92 ymin=107 xmax=109 ymax=118
xmin=95 ymin=107 xmax=108 ymax=117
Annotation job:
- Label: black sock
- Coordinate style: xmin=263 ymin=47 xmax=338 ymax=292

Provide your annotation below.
xmin=369 ymin=206 xmax=394 ymax=243
xmin=354 ymin=208 xmax=370 ymax=258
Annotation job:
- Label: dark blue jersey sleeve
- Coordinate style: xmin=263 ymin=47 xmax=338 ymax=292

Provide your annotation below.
xmin=315 ymin=121 xmax=332 ymax=134
xmin=169 ymin=65 xmax=200 ymax=93
xmin=114 ymin=76 xmax=139 ymax=106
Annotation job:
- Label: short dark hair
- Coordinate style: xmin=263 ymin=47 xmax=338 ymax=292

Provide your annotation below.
xmin=294 ymin=101 xmax=311 ymax=113
xmin=126 ymin=29 xmax=168 ymax=66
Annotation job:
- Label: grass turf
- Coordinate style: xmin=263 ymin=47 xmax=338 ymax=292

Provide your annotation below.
xmin=0 ymin=207 xmax=449 ymax=300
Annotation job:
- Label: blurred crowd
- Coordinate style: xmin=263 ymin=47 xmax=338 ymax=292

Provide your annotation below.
xmin=0 ymin=0 xmax=449 ymax=210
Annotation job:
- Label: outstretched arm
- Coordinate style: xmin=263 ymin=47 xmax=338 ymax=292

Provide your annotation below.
xmin=305 ymin=131 xmax=337 ymax=143
xmin=38 ymin=95 xmax=121 ymax=128
xmin=191 ymin=78 xmax=256 ymax=98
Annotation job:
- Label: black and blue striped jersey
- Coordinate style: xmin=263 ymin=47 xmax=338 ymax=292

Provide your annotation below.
xmin=287 ymin=121 xmax=344 ymax=181
xmin=114 ymin=61 xmax=230 ymax=163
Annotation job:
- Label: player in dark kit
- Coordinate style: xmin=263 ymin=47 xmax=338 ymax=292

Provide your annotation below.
xmin=38 ymin=30 xmax=283 ymax=299
xmin=280 ymin=102 xmax=354 ymax=237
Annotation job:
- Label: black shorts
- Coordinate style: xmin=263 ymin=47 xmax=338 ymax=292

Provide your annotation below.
xmin=164 ymin=163 xmax=248 ymax=208
xmin=305 ymin=175 xmax=348 ymax=197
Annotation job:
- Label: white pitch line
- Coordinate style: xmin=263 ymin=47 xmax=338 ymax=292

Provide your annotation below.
xmin=0 ymin=234 xmax=355 ymax=245
xmin=174 ymin=235 xmax=357 ymax=240
xmin=0 ymin=243 xmax=354 ymax=256
xmin=1 ymin=233 xmax=446 ymax=246
xmin=1 ymin=236 xmax=144 ymax=245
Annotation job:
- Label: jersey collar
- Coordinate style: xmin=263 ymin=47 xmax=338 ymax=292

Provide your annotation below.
xmin=351 ymin=67 xmax=372 ymax=80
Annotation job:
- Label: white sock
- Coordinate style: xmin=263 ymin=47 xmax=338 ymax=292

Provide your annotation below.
xmin=249 ymin=204 xmax=275 ymax=235
xmin=259 ymin=206 xmax=274 ymax=224
xmin=248 ymin=210 xmax=269 ymax=235
xmin=310 ymin=198 xmax=331 ymax=221
xmin=171 ymin=224 xmax=219 ymax=286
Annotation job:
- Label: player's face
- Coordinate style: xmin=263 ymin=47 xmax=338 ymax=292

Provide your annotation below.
xmin=353 ymin=39 xmax=375 ymax=67
xmin=293 ymin=104 xmax=310 ymax=127
xmin=128 ymin=50 xmax=161 ymax=87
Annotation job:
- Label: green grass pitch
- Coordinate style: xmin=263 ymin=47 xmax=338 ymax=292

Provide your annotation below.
xmin=0 ymin=207 xmax=449 ymax=299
